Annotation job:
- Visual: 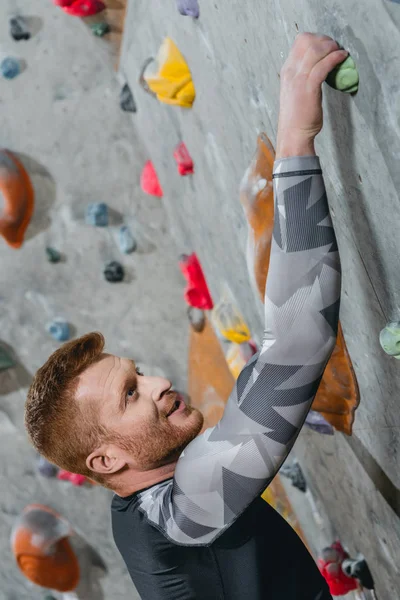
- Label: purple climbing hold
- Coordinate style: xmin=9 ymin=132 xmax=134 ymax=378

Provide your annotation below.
xmin=176 ymin=0 xmax=200 ymax=18
xmin=37 ymin=455 xmax=59 ymax=478
xmin=304 ymin=410 xmax=334 ymax=435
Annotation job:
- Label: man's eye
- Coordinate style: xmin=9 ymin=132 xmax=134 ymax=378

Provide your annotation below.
xmin=135 ymin=367 xmax=143 ymax=376
xmin=127 ymin=388 xmax=136 ymax=397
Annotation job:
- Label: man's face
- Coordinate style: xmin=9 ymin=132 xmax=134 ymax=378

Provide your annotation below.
xmin=76 ymin=354 xmax=204 ymax=471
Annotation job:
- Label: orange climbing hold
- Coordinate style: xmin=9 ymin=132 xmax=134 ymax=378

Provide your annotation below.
xmin=0 ymin=149 xmax=34 ymax=249
xmin=241 ymin=133 xmax=360 ymax=435
xmin=141 ymin=38 xmax=196 ymax=108
xmin=11 ymin=504 xmax=80 ymax=592
xmin=140 ymin=160 xmax=163 ymax=197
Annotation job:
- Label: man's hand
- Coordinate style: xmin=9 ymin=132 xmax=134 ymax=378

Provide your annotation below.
xmin=276 ymin=33 xmax=348 ymax=159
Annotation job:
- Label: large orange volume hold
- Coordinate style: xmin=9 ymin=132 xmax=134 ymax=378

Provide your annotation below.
xmin=240 ymin=134 xmax=359 ymax=435
xmin=0 ymin=149 xmax=34 ymax=248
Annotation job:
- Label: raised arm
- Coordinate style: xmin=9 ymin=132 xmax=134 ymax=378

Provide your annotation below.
xmin=137 ymin=34 xmax=348 ymax=545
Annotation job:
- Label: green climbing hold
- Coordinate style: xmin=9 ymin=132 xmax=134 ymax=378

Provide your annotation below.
xmin=379 ymin=321 xmax=400 ymax=359
xmin=91 ymin=22 xmax=111 ymax=37
xmin=0 ymin=345 xmax=16 ymax=370
xmin=326 ymin=55 xmax=359 ymax=93
xmin=46 ymin=247 xmax=62 ymax=263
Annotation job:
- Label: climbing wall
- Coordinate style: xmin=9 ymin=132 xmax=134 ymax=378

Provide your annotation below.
xmin=120 ymin=1 xmax=400 ymax=597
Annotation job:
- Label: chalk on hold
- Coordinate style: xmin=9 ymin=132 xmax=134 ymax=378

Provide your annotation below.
xmin=119 ymin=225 xmax=137 ymax=254
xmin=120 ymin=83 xmax=136 ymax=113
xmin=85 ymin=202 xmax=108 ymax=226
xmin=54 ymin=0 xmax=106 ymax=16
xmin=91 ymin=22 xmax=110 ymax=36
xmin=140 ymin=38 xmax=196 ymax=108
xmin=173 ymin=142 xmax=194 ymax=176
xmin=9 ymin=17 xmax=31 ymax=41
xmin=326 ymin=55 xmax=359 ymax=93
xmin=104 ymin=260 xmax=124 ymax=282
xmin=379 ymin=321 xmax=400 ymax=359
xmin=1 ymin=57 xmax=21 ymax=80
xmin=176 ymin=0 xmax=200 ymax=18
xmin=46 ymin=247 xmax=62 ymax=263
xmin=0 ymin=149 xmax=34 ymax=248
xmin=140 ymin=161 xmax=163 ymax=197
xmin=47 ymin=319 xmax=70 ymax=342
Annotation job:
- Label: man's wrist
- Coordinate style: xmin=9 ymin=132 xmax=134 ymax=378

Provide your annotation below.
xmin=275 ymin=135 xmax=316 ymax=160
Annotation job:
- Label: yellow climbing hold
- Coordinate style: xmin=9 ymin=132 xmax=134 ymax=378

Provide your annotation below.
xmin=212 ymin=290 xmax=251 ymax=344
xmin=144 ymin=38 xmax=196 ymax=108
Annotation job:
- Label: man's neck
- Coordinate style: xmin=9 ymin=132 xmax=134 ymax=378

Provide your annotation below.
xmin=113 ymin=461 xmax=177 ymax=497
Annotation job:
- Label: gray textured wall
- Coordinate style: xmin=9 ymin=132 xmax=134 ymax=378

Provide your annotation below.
xmin=121 ymin=1 xmax=400 ymax=596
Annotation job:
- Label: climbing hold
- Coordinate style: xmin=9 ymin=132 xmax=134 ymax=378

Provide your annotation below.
xmin=1 ymin=57 xmax=21 ymax=80
xmin=318 ymin=542 xmax=360 ymax=597
xmin=37 ymin=456 xmax=59 ymax=478
xmin=187 ymin=306 xmax=206 ymax=333
xmin=140 ymin=161 xmax=163 ymax=197
xmin=54 ymin=0 xmax=106 ymax=17
xmin=90 ymin=22 xmax=110 ymax=37
xmin=212 ymin=291 xmax=251 ymax=344
xmin=342 ymin=556 xmax=375 ymax=590
xmin=179 ymin=253 xmax=213 ymax=310
xmin=140 ymin=38 xmax=196 ymax=108
xmin=304 ymin=410 xmax=334 ymax=435
xmin=47 ymin=319 xmax=70 ymax=342
xmin=85 ymin=202 xmax=108 ymax=226
xmin=173 ymin=142 xmax=194 ymax=176
xmin=104 ymin=260 xmax=124 ymax=283
xmin=11 ymin=504 xmax=79 ymax=592
xmin=0 ymin=149 xmax=34 ymax=249
xmin=379 ymin=321 xmax=400 ymax=359
xmin=0 ymin=345 xmax=16 ymax=370
xmin=9 ymin=17 xmax=31 ymax=41
xmin=118 ymin=225 xmax=137 ymax=254
xmin=176 ymin=0 xmax=200 ymax=17
xmin=326 ymin=55 xmax=359 ymax=93
xmin=57 ymin=470 xmax=86 ymax=486
xmin=280 ymin=462 xmax=307 ymax=493
xmin=46 ymin=247 xmax=62 ymax=263
xmin=120 ymin=82 xmax=136 ymax=113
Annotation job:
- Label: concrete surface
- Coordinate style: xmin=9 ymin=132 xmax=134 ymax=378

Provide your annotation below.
xmin=119 ymin=0 xmax=400 ymax=597
xmin=0 ymin=1 xmax=190 ymax=598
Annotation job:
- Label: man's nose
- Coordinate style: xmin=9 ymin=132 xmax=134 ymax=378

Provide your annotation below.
xmin=149 ymin=377 xmax=172 ymax=402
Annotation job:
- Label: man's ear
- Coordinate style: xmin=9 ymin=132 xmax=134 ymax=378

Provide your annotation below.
xmin=86 ymin=444 xmax=126 ymax=476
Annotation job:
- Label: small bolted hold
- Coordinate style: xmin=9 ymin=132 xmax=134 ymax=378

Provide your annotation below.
xmin=47 ymin=319 xmax=70 ymax=342
xmin=1 ymin=57 xmax=21 ymax=80
xmin=379 ymin=321 xmax=400 ymax=359
xmin=119 ymin=225 xmax=137 ymax=254
xmin=90 ymin=22 xmax=111 ymax=37
xmin=46 ymin=247 xmax=62 ymax=263
xmin=326 ymin=55 xmax=359 ymax=93
xmin=120 ymin=83 xmax=137 ymax=113
xmin=9 ymin=17 xmax=31 ymax=41
xmin=104 ymin=260 xmax=125 ymax=283
xmin=85 ymin=202 xmax=108 ymax=226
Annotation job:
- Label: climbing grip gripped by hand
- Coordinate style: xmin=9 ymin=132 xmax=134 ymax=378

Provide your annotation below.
xmin=276 ymin=33 xmax=348 ymax=159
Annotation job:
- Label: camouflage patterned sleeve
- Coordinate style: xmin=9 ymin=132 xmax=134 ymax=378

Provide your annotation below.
xmin=137 ymin=155 xmax=341 ymax=546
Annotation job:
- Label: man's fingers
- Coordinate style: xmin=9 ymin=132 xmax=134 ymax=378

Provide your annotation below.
xmin=301 ymin=39 xmax=340 ymax=73
xmin=310 ymin=49 xmax=349 ymax=85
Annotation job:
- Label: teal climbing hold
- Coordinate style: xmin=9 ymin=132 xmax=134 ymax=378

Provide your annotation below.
xmin=379 ymin=321 xmax=400 ymax=359
xmin=0 ymin=345 xmax=16 ymax=370
xmin=91 ymin=22 xmax=111 ymax=37
xmin=326 ymin=55 xmax=359 ymax=93
xmin=46 ymin=247 xmax=62 ymax=263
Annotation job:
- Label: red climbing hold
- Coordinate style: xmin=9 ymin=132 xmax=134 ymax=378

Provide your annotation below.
xmin=173 ymin=142 xmax=194 ymax=176
xmin=179 ymin=253 xmax=213 ymax=310
xmin=318 ymin=541 xmax=359 ymax=596
xmin=57 ymin=470 xmax=87 ymax=486
xmin=54 ymin=0 xmax=106 ymax=17
xmin=140 ymin=160 xmax=163 ymax=197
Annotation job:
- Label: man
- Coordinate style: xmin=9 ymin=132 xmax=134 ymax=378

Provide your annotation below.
xmin=25 ymin=33 xmax=345 ymax=599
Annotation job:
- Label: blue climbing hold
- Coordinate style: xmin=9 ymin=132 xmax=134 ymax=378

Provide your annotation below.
xmin=1 ymin=57 xmax=21 ymax=80
xmin=118 ymin=225 xmax=137 ymax=254
xmin=176 ymin=0 xmax=200 ymax=17
xmin=47 ymin=319 xmax=70 ymax=342
xmin=85 ymin=202 xmax=108 ymax=226
xmin=37 ymin=455 xmax=59 ymax=478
